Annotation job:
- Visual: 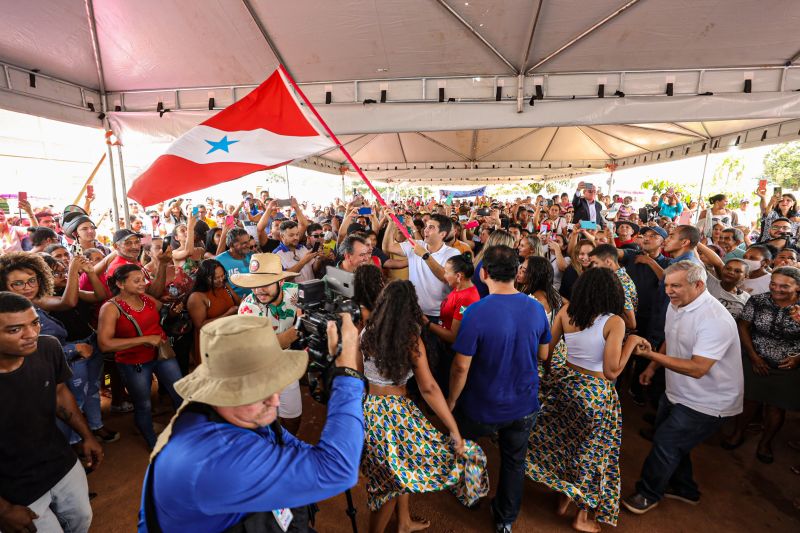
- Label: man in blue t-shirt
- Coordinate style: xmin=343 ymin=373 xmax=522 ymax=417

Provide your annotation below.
xmin=449 ymin=245 xmax=551 ymax=533
xmin=215 ymin=228 xmax=253 ymax=298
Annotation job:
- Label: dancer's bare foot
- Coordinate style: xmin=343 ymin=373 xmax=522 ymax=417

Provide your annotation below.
xmin=398 ymin=518 xmax=430 ymax=533
xmin=557 ymin=494 xmax=571 ymax=516
xmin=572 ymin=510 xmax=600 ymax=533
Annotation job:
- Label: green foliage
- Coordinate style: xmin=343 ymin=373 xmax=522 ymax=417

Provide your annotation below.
xmin=639 ymin=179 xmax=694 ymax=197
xmin=711 ymin=156 xmax=744 ymax=190
xmin=763 ymin=141 xmax=800 ymax=190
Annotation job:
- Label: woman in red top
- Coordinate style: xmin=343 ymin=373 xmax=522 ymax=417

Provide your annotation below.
xmin=97 ymin=264 xmax=183 ymax=449
xmin=425 ymin=255 xmax=479 ymax=345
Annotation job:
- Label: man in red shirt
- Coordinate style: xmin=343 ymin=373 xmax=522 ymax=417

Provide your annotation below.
xmin=81 ymin=230 xmax=169 ymax=300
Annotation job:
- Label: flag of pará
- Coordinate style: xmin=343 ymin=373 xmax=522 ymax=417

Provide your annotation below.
xmin=127 ymin=68 xmax=335 ymax=206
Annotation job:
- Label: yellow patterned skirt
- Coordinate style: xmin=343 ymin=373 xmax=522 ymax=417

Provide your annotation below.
xmin=362 ymin=394 xmax=489 ymax=511
xmin=526 ymin=361 xmax=622 ymax=526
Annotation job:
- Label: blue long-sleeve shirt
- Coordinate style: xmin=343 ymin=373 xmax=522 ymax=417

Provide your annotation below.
xmin=658 ymin=198 xmax=684 ymax=220
xmin=138 ymin=376 xmax=365 ymax=533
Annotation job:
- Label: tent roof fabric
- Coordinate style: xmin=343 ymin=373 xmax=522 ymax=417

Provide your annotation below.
xmin=3 ymin=1 xmax=800 ymax=184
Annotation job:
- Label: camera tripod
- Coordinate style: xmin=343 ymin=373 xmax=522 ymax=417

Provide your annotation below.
xmin=311 ymin=489 xmax=358 ymax=533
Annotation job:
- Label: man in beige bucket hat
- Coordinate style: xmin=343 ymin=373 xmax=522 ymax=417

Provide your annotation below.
xmin=138 ymin=313 xmax=366 ymax=533
xmin=232 ymin=253 xmax=304 ymax=434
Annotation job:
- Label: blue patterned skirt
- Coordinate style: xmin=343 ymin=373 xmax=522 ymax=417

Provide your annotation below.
xmin=362 ymin=394 xmax=489 ymax=511
xmin=526 ymin=365 xmax=622 ymax=525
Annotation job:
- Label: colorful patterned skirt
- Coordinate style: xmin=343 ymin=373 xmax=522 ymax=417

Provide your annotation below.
xmin=525 ymin=366 xmax=622 ymax=526
xmin=362 ymin=394 xmax=489 ymax=511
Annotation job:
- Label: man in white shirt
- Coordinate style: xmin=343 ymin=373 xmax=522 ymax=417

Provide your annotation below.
xmin=622 ymin=260 xmax=743 ymax=515
xmin=273 ymin=220 xmax=321 ymax=283
xmin=382 ymin=213 xmax=459 ymax=320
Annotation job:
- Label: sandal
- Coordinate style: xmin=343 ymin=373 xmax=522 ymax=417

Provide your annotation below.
xmin=721 ymin=436 xmax=745 ymax=450
xmin=790 ymin=465 xmax=800 ymax=475
xmin=756 ymin=450 xmax=774 ymax=464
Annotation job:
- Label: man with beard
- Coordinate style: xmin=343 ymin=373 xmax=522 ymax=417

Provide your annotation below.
xmin=232 ymin=253 xmax=303 ymax=435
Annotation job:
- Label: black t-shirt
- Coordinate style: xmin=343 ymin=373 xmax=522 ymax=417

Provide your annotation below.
xmin=0 ymin=335 xmax=76 ymax=505
xmin=559 ymin=264 xmax=580 ymax=300
xmin=260 ymin=238 xmax=281 ymax=253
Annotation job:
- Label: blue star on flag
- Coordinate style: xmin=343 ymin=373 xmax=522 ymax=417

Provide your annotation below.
xmin=205 ymin=135 xmax=239 ymax=154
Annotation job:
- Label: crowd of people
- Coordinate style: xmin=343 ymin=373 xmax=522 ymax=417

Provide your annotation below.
xmin=1 ymin=179 xmax=799 ymax=533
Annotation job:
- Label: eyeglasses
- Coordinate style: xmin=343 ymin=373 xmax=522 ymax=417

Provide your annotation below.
xmin=9 ymin=277 xmax=39 ymax=290
xmin=310 ymin=233 xmax=323 ymax=238
xmin=772 ymin=226 xmax=791 ymax=231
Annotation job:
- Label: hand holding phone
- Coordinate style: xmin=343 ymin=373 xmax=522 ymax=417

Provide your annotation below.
xmin=358 ymin=207 xmax=373 ymax=215
xmin=18 ymin=191 xmax=27 ymax=202
xmin=225 ymin=215 xmax=235 ymax=227
xmin=579 ymin=220 xmax=598 ymax=230
xmin=276 ymin=199 xmax=292 ymax=208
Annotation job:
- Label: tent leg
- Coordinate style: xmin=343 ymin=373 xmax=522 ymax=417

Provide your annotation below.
xmin=117 ymin=144 xmax=130 ymax=224
xmin=341 ymin=174 xmax=346 ymax=200
xmin=695 ymin=151 xmax=711 ymax=224
xmin=106 ymin=142 xmax=120 ymax=231
xmin=607 ymin=170 xmax=616 ymax=197
xmin=285 ymin=166 xmax=291 ymax=197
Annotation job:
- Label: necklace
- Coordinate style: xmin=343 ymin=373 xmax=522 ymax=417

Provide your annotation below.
xmin=119 ymin=295 xmax=145 ymax=312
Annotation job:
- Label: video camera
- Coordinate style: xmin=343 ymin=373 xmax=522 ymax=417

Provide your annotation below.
xmin=295 ymin=267 xmax=361 ymax=403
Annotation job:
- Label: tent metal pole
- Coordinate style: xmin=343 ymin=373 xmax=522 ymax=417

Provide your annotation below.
xmin=285 ymin=166 xmax=291 ymax=197
xmin=434 ymin=0 xmax=517 ymax=74
xmin=341 ymin=174 xmax=346 ymax=201
xmin=527 ymin=0 xmax=643 ymax=74
xmin=117 ymin=144 xmax=131 ymax=224
xmin=241 ymin=0 xmax=290 ymax=72
xmin=519 ymin=0 xmax=545 ymax=72
xmin=105 ymin=142 xmax=121 ymax=230
xmin=695 ymin=150 xmax=712 ymax=224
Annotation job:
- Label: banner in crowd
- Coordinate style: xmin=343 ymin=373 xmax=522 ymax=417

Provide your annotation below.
xmin=127 ymin=69 xmax=335 ymax=206
xmin=439 ymin=186 xmax=487 ymax=199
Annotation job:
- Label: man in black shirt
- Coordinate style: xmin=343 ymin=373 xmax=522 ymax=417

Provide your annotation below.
xmin=618 ymin=226 xmax=671 ymax=405
xmin=0 ymin=293 xmax=103 ymax=533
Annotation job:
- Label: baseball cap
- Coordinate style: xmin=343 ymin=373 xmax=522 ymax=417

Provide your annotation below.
xmin=641 ymin=226 xmax=668 ymax=240
xmin=113 ymin=229 xmax=143 ymax=243
xmin=583 ymin=183 xmax=596 ymax=191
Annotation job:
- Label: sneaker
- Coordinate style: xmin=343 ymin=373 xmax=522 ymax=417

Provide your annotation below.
xmin=93 ymin=427 xmax=120 ymax=443
xmin=111 ymin=401 xmax=134 ymax=413
xmin=622 ymin=493 xmax=659 ymax=515
xmin=495 ymin=524 xmax=512 ymax=533
xmin=664 ymin=488 xmax=700 ymax=506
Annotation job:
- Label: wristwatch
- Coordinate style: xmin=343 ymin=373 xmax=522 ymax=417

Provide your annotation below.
xmin=421 ymin=252 xmax=431 ymax=261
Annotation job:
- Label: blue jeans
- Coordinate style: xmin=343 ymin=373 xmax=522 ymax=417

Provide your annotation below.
xmin=29 ymin=459 xmax=92 ymax=533
xmin=636 ymin=394 xmax=726 ymax=501
xmin=455 ymin=407 xmax=538 ymax=526
xmin=58 ymin=336 xmax=105 ymax=445
xmin=118 ymin=358 xmax=183 ymax=449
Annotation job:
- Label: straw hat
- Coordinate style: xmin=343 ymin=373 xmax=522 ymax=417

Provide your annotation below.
xmin=229 ymin=253 xmax=298 ymax=288
xmin=174 ymin=315 xmax=308 ymax=407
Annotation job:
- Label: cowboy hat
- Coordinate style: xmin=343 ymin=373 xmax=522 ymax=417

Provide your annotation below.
xmin=229 ymin=253 xmax=298 ymax=288
xmin=174 ymin=315 xmax=308 ymax=407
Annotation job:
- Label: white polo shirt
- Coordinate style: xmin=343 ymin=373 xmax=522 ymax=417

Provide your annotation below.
xmin=664 ymin=290 xmax=743 ymax=417
xmin=400 ymin=241 xmax=460 ymax=317
xmin=274 ymin=243 xmax=315 ymax=282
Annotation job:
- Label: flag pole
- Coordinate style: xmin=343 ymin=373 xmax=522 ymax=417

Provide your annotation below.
xmin=278 ymin=65 xmax=414 ymax=243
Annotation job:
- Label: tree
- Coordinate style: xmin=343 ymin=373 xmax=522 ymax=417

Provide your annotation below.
xmin=763 ymin=141 xmax=800 ymax=191
xmin=640 ymin=178 xmax=693 ymax=197
xmin=711 ymin=156 xmax=744 ymax=190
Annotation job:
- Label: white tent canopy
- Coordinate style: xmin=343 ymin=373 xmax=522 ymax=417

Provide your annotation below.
xmin=2 ymin=0 xmax=800 ymax=185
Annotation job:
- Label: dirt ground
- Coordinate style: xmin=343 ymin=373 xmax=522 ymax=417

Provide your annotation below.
xmin=88 ymin=388 xmax=800 ymax=532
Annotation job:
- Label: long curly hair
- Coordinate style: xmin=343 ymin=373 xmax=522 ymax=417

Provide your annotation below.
xmin=360 ymin=280 xmax=423 ymax=384
xmin=0 ymin=251 xmax=54 ymax=299
xmin=353 ymin=263 xmax=385 ymax=311
xmin=517 ymin=256 xmax=562 ymax=312
xmin=191 ymin=259 xmax=225 ymax=294
xmin=567 ymin=267 xmax=624 ymax=330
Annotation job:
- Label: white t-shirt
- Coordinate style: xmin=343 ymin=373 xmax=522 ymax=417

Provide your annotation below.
xmin=664 ymin=290 xmax=743 ymax=417
xmin=741 ymin=274 xmax=771 ymax=295
xmin=274 ymin=243 xmax=316 ymax=282
xmin=706 ymin=275 xmax=750 ymax=319
xmin=400 ymin=241 xmax=460 ymax=316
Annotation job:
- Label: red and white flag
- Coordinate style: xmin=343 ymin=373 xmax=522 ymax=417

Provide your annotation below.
xmin=127 ymin=69 xmax=335 ymax=206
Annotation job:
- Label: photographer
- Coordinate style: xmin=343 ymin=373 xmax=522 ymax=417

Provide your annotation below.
xmin=140 ymin=314 xmax=365 ymax=533
xmin=232 ymin=253 xmax=304 ymax=435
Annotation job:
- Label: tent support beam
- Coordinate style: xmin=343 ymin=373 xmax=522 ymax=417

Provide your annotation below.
xmin=519 ymin=0 xmax=545 ymax=72
xmin=434 ymin=0 xmax=517 ymax=74
xmin=585 ymin=125 xmax=650 ymax=152
xmin=787 ymin=48 xmax=800 ymax=66
xmin=527 ymin=0 xmax=643 ymax=74
xmin=415 ymin=132 xmax=471 ymax=161
xmin=478 ymin=128 xmax=541 ymax=161
xmin=576 ymin=126 xmax=614 ymax=160
xmin=85 ymin=0 xmax=124 ymax=226
xmin=241 ymin=0 xmax=290 ymax=72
